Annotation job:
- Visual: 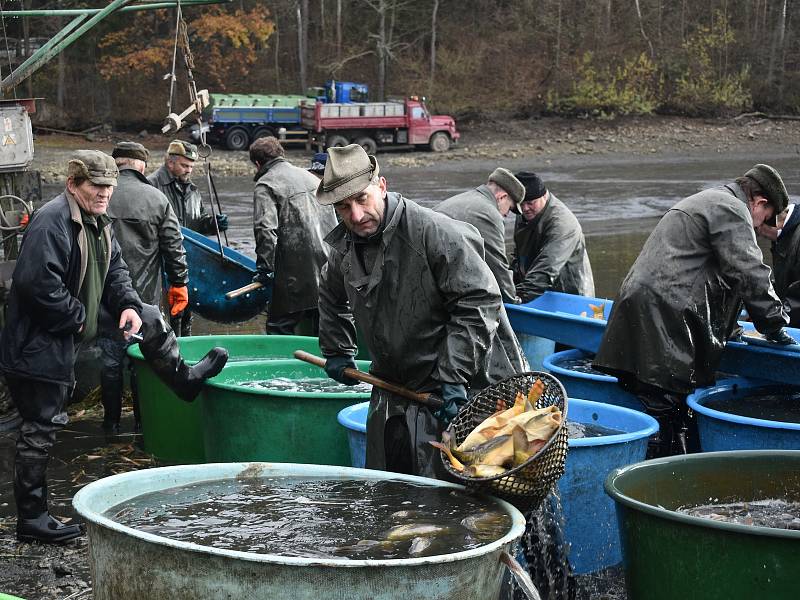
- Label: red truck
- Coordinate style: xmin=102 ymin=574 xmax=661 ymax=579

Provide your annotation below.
xmin=300 ymin=97 xmax=459 ymax=153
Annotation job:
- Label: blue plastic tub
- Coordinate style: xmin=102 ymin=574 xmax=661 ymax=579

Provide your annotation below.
xmin=337 ymin=402 xmax=368 ymax=469
xmin=544 ymin=349 xmax=642 ymax=412
xmin=687 ymin=378 xmax=800 ymax=451
xmin=558 ymin=398 xmax=658 ymax=574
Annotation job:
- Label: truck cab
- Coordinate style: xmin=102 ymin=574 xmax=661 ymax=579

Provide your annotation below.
xmin=406 ymin=98 xmax=460 ymax=151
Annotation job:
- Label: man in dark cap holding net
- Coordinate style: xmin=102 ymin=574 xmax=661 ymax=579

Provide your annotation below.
xmin=594 ymin=163 xmax=795 ymax=457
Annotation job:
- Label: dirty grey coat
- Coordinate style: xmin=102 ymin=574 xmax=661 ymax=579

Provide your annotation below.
xmin=107 ymin=169 xmax=187 ymax=306
xmin=253 ymin=157 xmax=337 ymax=318
xmin=771 ymin=205 xmax=800 ymax=328
xmin=594 ymin=183 xmax=788 ymax=394
xmin=434 ymin=184 xmax=517 ymax=302
xmin=148 ymin=164 xmax=214 ymax=233
xmin=318 ymin=192 xmax=526 ymax=477
xmin=512 ymin=193 xmax=595 ymax=302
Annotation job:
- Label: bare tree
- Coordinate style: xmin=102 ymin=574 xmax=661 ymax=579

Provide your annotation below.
xmin=634 ymin=0 xmax=656 ymax=58
xmin=429 ymin=0 xmax=439 ymax=98
xmin=296 ymin=0 xmax=310 ymax=91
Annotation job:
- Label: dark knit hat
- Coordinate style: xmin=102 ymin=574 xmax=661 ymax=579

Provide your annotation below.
xmin=744 ymin=164 xmax=789 ymax=214
xmin=112 ymin=141 xmax=150 ymax=163
xmin=515 ymin=171 xmax=547 ymax=202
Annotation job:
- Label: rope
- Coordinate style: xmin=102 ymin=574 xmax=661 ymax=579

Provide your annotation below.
xmin=0 ymin=0 xmax=19 ymax=99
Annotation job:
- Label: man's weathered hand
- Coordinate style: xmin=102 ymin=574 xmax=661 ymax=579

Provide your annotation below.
xmin=119 ymin=308 xmax=142 ymax=340
xmin=324 ymin=355 xmax=358 ymax=385
xmin=433 ymin=383 xmax=468 ymax=425
xmin=215 ymin=213 xmax=229 ymax=232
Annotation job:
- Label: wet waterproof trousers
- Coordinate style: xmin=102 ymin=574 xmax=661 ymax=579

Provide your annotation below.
xmin=266 ymin=308 xmax=320 ymax=336
xmin=170 ymin=307 xmax=193 ymax=337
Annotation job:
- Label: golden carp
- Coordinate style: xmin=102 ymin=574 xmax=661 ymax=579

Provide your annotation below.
xmin=386 ymin=523 xmax=452 ymax=541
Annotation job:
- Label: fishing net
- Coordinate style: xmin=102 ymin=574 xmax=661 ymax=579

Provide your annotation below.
xmin=439 ymin=371 xmax=569 ymax=512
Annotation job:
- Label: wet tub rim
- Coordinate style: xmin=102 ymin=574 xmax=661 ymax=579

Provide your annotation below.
xmin=687 ymin=378 xmax=800 ymax=432
xmin=567 ymin=397 xmax=658 ymax=447
xmin=73 ymin=462 xmax=526 ymax=567
xmin=543 ymin=349 xmax=618 ymax=383
xmin=205 ymin=359 xmax=373 ymax=399
xmin=604 ymin=450 xmax=800 ymax=540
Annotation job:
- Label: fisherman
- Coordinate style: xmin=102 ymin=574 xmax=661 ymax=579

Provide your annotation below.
xmin=0 ymin=150 xmax=228 ymax=543
xmin=316 ymin=144 xmax=526 ymax=478
xmin=594 ymin=164 xmax=795 ymax=457
xmin=757 ymin=204 xmax=800 ymax=328
xmin=512 ymin=171 xmax=595 ymax=302
xmin=148 ymin=139 xmax=228 ymax=336
xmin=250 ymin=137 xmax=338 ymax=334
xmin=434 ymin=168 xmax=525 ymax=303
xmin=97 ymin=141 xmax=188 ymax=435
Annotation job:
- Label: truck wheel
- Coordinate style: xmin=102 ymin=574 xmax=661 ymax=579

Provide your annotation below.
xmin=225 ymin=127 xmax=250 ymax=151
xmin=326 ymin=135 xmax=349 ymax=149
xmin=428 ymin=132 xmax=451 ymax=152
xmin=355 ymin=136 xmax=378 ymax=155
xmin=252 ymin=127 xmax=275 ymax=141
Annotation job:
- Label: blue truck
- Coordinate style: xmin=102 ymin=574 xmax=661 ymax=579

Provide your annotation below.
xmin=193 ymin=81 xmax=368 ymax=151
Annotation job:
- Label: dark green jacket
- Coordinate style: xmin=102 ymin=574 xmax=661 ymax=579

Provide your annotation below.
xmin=253 ymin=157 xmax=337 ymax=317
xmin=148 ymin=164 xmax=214 ymax=233
xmin=771 ymin=204 xmax=800 ymax=328
xmin=512 ymin=193 xmax=595 ymax=302
xmin=435 ymin=185 xmax=517 ymax=302
xmin=108 ymin=168 xmax=187 ymax=305
xmin=595 ymin=183 xmax=788 ymax=394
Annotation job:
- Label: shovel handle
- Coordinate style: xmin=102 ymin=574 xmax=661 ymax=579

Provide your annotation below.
xmin=225 ymin=282 xmax=263 ymax=299
xmin=293 ymin=350 xmax=443 ymax=410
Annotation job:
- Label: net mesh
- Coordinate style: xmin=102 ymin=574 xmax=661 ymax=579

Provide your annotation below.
xmin=439 ymin=371 xmax=569 ymax=512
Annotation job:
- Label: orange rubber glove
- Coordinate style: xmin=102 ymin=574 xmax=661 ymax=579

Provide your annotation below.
xmin=19 ymin=213 xmax=29 ymax=229
xmin=167 ymin=285 xmax=189 ymax=317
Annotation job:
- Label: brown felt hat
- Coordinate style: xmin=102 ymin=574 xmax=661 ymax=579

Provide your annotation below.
xmin=488 ymin=167 xmax=525 ymax=211
xmin=112 ymin=141 xmax=150 ymax=163
xmin=167 ymin=139 xmax=198 ymax=161
xmin=67 ymin=150 xmax=118 ymax=186
xmin=745 ymin=164 xmax=789 ymax=214
xmin=316 ymin=144 xmax=380 ymax=205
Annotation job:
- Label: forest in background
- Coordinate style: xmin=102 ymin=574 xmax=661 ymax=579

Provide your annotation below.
xmin=1 ymin=0 xmax=798 ymax=129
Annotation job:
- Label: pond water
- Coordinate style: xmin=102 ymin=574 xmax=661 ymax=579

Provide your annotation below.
xmin=566 ymin=421 xmax=624 ymax=439
xmin=702 ymin=391 xmax=800 ymax=424
xmin=240 ymin=377 xmax=372 ymax=394
xmin=678 ymin=498 xmax=800 ymax=530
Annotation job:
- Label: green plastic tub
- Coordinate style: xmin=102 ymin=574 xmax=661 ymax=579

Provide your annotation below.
xmin=605 ymin=450 xmax=800 ymax=600
xmin=128 ymin=335 xmax=322 ymax=463
xmin=201 ymin=359 xmax=372 ymax=465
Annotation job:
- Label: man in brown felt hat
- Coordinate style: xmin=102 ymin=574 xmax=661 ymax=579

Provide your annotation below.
xmin=434 ymin=167 xmax=525 ymax=304
xmin=0 ymin=150 xmax=228 ymax=544
xmin=315 ymin=144 xmax=526 ymax=479
xmin=594 ymin=163 xmax=795 ymax=458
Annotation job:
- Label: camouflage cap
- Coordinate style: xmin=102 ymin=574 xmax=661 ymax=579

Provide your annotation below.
xmin=67 ymin=150 xmax=118 ymax=186
xmin=167 ymin=139 xmax=198 ymax=161
xmin=744 ymin=164 xmax=789 ymax=214
xmin=112 ymin=140 xmax=149 ymax=162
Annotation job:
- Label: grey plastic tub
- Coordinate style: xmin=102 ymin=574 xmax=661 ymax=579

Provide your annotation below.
xmin=73 ymin=463 xmax=526 ymax=600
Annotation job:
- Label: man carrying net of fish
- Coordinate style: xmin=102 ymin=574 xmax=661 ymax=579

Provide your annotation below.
xmin=316 ymin=144 xmax=527 ymax=479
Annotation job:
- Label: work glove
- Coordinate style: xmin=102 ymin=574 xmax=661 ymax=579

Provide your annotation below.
xmin=764 ymin=328 xmax=797 ymax=346
xmin=167 ymin=285 xmax=189 ymax=317
xmin=324 ymin=355 xmax=359 ymax=385
xmin=433 ymin=383 xmax=468 ymax=425
xmin=215 ymin=213 xmax=229 ymax=232
xmin=252 ymin=268 xmax=274 ymax=285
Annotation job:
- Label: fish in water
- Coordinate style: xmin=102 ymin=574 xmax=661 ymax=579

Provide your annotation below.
xmin=461 ymin=511 xmax=512 ymax=538
xmin=408 ymin=536 xmax=434 ymax=556
xmin=385 ymin=523 xmax=452 ymax=541
xmin=580 ymin=302 xmax=606 ymax=319
xmin=390 ymin=509 xmax=429 ymax=521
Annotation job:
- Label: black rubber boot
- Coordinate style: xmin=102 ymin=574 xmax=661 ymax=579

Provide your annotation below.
xmin=141 ymin=330 xmax=228 ymax=403
xmin=100 ymin=371 xmax=123 ymax=436
xmin=14 ymin=455 xmax=84 ymax=543
xmin=129 ymin=365 xmax=142 ymax=433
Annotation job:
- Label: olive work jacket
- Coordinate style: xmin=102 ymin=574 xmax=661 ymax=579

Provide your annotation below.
xmin=148 ymin=164 xmax=215 ymax=234
xmin=318 ymin=193 xmax=526 ymax=477
xmin=107 ymin=169 xmax=187 ymax=306
xmin=771 ymin=204 xmax=800 ymax=328
xmin=512 ymin=193 xmax=595 ymax=302
xmin=252 ymin=157 xmax=337 ymax=318
xmin=434 ymin=184 xmax=517 ymax=302
xmin=594 ymin=183 xmax=788 ymax=395
xmin=0 ymin=191 xmax=142 ymax=385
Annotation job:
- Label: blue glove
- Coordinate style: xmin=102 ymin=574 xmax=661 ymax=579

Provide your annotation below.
xmin=324 ymin=355 xmax=359 ymax=385
xmin=765 ymin=328 xmax=797 ymax=346
xmin=433 ymin=383 xmax=468 ymax=425
xmin=215 ymin=213 xmax=229 ymax=232
xmin=252 ymin=268 xmax=274 ymax=285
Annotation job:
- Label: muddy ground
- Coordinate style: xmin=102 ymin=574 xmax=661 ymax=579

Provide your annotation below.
xmin=3 ymin=113 xmax=798 ymax=599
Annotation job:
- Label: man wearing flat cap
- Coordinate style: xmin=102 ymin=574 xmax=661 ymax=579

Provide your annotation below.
xmin=435 ymin=167 xmax=525 ymax=303
xmin=757 ymin=203 xmax=800 ymax=329
xmin=0 ymin=150 xmax=228 ymax=544
xmin=512 ymin=171 xmax=595 ymax=303
xmin=149 ymin=139 xmax=228 ymax=336
xmin=594 ymin=163 xmax=795 ymax=458
xmin=249 ymin=136 xmax=337 ymax=334
xmin=316 ymin=144 xmax=526 ymax=478
xmin=96 ymin=141 xmax=189 ymax=435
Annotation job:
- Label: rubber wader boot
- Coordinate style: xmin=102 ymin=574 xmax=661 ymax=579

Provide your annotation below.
xmin=15 ymin=455 xmax=84 ymax=543
xmin=100 ymin=371 xmax=123 ymax=435
xmin=129 ymin=365 xmax=142 ymax=433
xmin=140 ymin=329 xmax=228 ymax=403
